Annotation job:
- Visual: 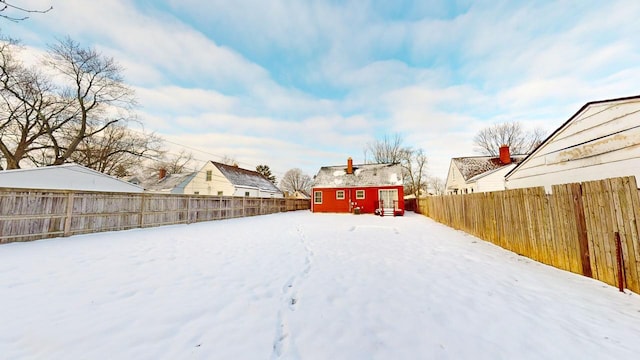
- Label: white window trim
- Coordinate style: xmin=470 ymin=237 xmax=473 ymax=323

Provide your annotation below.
xmin=314 ymin=191 xmax=322 ymax=204
xmin=356 ymin=190 xmax=365 ymax=199
xmin=336 ymin=190 xmax=345 ymax=200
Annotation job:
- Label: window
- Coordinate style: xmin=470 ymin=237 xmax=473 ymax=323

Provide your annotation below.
xmin=206 ymin=170 xmax=212 ymax=181
xmin=336 ymin=190 xmax=345 ymax=200
xmin=217 ymin=191 xmax=223 ymax=196
xmin=245 ymin=192 xmax=250 ymax=197
xmin=314 ymin=191 xmax=322 ymax=204
xmin=194 ymin=191 xmax=199 ymax=195
xmin=356 ymin=190 xmax=365 ymax=199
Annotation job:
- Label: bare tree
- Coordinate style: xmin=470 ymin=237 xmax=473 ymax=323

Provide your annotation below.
xmin=0 ymin=39 xmax=69 ymax=169
xmin=280 ymin=168 xmax=312 ymax=194
xmin=473 ymin=121 xmax=546 ymax=156
xmin=219 ymin=155 xmax=238 ymax=166
xmin=365 ymin=133 xmax=410 ymax=164
xmin=402 ymin=148 xmax=428 ymax=198
xmin=67 ymin=125 xmax=163 ymax=176
xmin=365 ymin=134 xmax=429 ymax=198
xmin=0 ymin=1 xmax=52 ymax=22
xmin=147 ymin=149 xmax=195 ymax=175
xmin=428 ymin=176 xmax=445 ymax=195
xmin=44 ymin=37 xmax=136 ymax=166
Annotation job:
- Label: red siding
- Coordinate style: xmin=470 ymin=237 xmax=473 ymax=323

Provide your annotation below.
xmin=311 ymin=186 xmax=404 ymax=214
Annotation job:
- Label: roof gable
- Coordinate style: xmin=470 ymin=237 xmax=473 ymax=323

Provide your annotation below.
xmin=506 ymin=94 xmax=640 ymax=178
xmin=313 ymin=162 xmax=403 ymax=188
xmin=139 ymin=172 xmax=197 ymax=192
xmin=212 ymin=162 xmax=281 ymax=193
xmin=452 ymin=155 xmax=526 ymax=181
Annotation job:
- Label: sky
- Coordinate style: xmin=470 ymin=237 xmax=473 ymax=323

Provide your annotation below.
xmin=3 ymin=0 xmax=640 ymax=181
xmin=2 ymin=212 xmax=640 ymax=359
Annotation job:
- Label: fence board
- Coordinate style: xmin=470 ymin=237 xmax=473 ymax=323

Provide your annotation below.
xmin=0 ymin=189 xmax=310 ymax=244
xmin=415 ymin=176 xmax=640 ymax=294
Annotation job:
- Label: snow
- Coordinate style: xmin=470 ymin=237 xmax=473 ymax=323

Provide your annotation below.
xmin=2 ymin=212 xmax=640 ymax=359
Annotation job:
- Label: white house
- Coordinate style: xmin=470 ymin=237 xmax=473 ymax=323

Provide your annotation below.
xmin=0 ymin=163 xmax=144 ymax=193
xmin=445 ymin=146 xmax=525 ymax=194
xmin=505 ymin=95 xmax=640 ymax=192
xmin=190 ymin=161 xmax=283 ymax=197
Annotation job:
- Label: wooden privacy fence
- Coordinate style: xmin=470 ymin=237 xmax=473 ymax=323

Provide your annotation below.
xmin=417 ymin=176 xmax=640 ymax=294
xmin=0 ymin=188 xmax=310 ymax=244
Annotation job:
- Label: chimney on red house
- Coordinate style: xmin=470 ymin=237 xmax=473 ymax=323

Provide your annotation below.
xmin=499 ymin=145 xmax=511 ymax=165
xmin=159 ymin=168 xmax=167 ymax=180
xmin=347 ymin=157 xmax=353 ymax=174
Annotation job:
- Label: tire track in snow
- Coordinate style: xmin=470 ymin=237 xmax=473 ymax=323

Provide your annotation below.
xmin=271 ymin=225 xmax=313 ymax=359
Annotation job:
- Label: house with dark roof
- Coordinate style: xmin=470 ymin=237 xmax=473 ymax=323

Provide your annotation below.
xmin=445 ymin=146 xmax=525 ymax=194
xmin=311 ymin=157 xmax=404 ymax=216
xmin=505 ymin=95 xmax=640 ymax=192
xmin=181 ymin=161 xmax=283 ymax=197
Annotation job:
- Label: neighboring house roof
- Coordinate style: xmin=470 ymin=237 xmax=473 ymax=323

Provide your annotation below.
xmin=0 ymin=163 xmax=144 ymax=193
xmin=505 ymin=94 xmax=640 ymax=178
xmin=285 ymin=190 xmax=310 ymax=199
xmin=212 ymin=162 xmax=282 ymax=193
xmin=137 ymin=172 xmax=197 ymax=193
xmin=466 ymin=163 xmax=518 ymax=183
xmin=313 ymin=163 xmax=403 ymax=188
xmin=452 ymin=155 xmax=526 ymax=181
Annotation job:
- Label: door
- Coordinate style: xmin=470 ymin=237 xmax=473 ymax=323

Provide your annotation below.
xmin=378 ymin=189 xmax=398 ymax=210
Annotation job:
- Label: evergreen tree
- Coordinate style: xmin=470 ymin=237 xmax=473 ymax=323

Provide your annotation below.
xmin=256 ymin=164 xmax=276 ymax=184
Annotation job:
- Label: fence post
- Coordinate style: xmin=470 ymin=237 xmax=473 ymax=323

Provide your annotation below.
xmin=63 ymin=192 xmax=74 ymax=237
xmin=614 ymin=231 xmax=626 ymax=292
xmin=187 ymin=196 xmax=192 ymax=224
xmin=138 ymin=194 xmax=146 ymax=228
xmin=571 ymin=183 xmax=593 ymax=278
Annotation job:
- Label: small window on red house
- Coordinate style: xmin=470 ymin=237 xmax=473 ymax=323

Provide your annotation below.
xmin=356 ymin=190 xmax=365 ymax=199
xmin=336 ymin=190 xmax=345 ymax=200
xmin=314 ymin=191 xmax=322 ymax=204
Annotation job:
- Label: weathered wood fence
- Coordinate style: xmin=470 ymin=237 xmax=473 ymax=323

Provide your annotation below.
xmin=417 ymin=176 xmax=640 ymax=294
xmin=0 ymin=188 xmax=310 ymax=244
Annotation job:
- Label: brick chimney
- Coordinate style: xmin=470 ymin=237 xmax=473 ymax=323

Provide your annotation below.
xmin=347 ymin=157 xmax=353 ymax=174
xmin=499 ymin=145 xmax=511 ymax=165
xmin=159 ymin=168 xmax=167 ymax=180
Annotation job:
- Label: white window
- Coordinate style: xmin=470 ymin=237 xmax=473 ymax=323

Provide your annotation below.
xmin=194 ymin=191 xmax=199 ymax=195
xmin=314 ymin=191 xmax=322 ymax=204
xmin=356 ymin=190 xmax=365 ymax=199
xmin=245 ymin=191 xmax=250 ymax=197
xmin=217 ymin=191 xmax=223 ymax=196
xmin=206 ymin=170 xmax=212 ymax=181
xmin=336 ymin=190 xmax=345 ymax=200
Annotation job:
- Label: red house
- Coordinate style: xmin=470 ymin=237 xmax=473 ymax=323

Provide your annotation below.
xmin=311 ymin=158 xmax=404 ymax=216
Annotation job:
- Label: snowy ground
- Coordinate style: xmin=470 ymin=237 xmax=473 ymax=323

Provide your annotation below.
xmin=2 ymin=212 xmax=640 ymax=360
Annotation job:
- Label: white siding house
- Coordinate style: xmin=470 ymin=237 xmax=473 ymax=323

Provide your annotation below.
xmin=505 ymin=95 xmax=640 ymax=192
xmin=184 ymin=161 xmax=283 ymax=197
xmin=0 ymin=164 xmax=144 ymax=193
xmin=445 ymin=147 xmax=525 ymax=194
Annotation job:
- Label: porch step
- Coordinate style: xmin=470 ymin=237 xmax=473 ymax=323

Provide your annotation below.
xmin=381 ymin=208 xmax=395 ymax=216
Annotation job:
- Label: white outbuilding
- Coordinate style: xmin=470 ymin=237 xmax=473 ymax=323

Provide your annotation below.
xmin=505 ymin=95 xmax=640 ymax=192
xmin=0 ymin=163 xmax=144 ymax=193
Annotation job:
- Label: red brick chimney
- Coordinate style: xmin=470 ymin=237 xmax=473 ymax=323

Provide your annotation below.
xmin=159 ymin=168 xmax=167 ymax=179
xmin=499 ymin=145 xmax=511 ymax=165
xmin=347 ymin=157 xmax=353 ymax=174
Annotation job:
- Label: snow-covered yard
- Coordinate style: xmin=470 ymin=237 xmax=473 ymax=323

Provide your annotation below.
xmin=2 ymin=211 xmax=640 ymax=359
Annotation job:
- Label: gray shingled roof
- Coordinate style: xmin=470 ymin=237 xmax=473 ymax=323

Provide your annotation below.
xmin=137 ymin=172 xmax=197 ymax=193
xmin=313 ymin=162 xmax=403 ymax=188
xmin=453 ymin=155 xmax=526 ymax=181
xmin=212 ymin=162 xmax=282 ymax=193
